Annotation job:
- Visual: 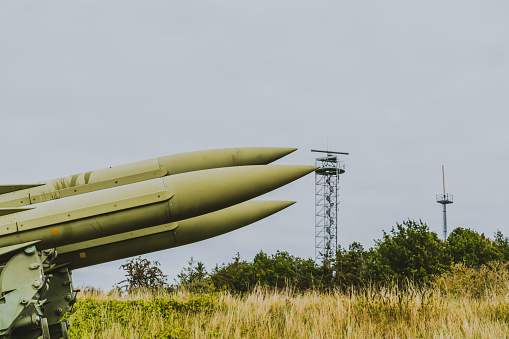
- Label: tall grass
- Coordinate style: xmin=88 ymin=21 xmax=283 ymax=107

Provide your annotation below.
xmin=67 ymin=263 xmax=509 ymax=338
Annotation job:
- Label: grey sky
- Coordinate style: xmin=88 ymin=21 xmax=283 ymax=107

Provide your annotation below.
xmin=1 ymin=1 xmax=508 ymax=289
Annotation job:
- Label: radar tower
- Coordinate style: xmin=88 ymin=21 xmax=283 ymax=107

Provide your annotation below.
xmin=311 ymin=149 xmax=348 ymax=266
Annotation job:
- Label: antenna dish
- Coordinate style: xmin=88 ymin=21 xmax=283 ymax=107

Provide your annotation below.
xmin=311 ymin=149 xmax=349 ymax=155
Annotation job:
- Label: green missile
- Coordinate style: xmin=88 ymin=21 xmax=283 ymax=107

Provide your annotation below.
xmin=0 ymin=147 xmax=296 ymax=208
xmin=54 ymin=200 xmax=295 ymax=270
xmin=0 ymin=148 xmax=314 ymax=339
xmin=0 ymin=165 xmax=317 ymax=249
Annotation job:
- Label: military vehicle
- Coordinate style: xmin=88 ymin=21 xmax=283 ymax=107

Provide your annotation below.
xmin=0 ymin=147 xmax=316 ymax=338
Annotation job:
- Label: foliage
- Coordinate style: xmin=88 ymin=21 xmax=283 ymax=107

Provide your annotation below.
xmin=101 ymin=220 xmax=509 ymax=337
xmin=210 ymin=251 xmax=320 ymax=292
xmin=118 ymin=222 xmax=509 ymax=293
xmin=68 ymin=268 xmax=509 ymax=339
xmin=66 ymin=294 xmax=215 ymax=338
xmin=364 ymin=220 xmax=451 ymax=284
xmin=175 ymin=257 xmax=212 ymax=293
xmin=493 ymin=229 xmax=509 ymax=261
xmin=433 ymin=261 xmax=509 ymax=298
xmin=334 ymin=242 xmax=366 ymax=288
xmin=118 ymin=257 xmax=167 ymax=292
xmin=446 ymin=227 xmax=503 ymax=266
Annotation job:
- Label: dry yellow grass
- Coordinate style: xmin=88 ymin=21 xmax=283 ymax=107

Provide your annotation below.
xmin=69 ymin=273 xmax=509 ymax=339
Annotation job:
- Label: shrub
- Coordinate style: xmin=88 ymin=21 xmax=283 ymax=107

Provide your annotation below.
xmin=364 ymin=220 xmax=451 ymax=284
xmin=446 ymin=228 xmax=503 ymax=266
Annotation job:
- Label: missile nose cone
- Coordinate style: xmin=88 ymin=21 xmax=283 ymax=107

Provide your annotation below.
xmin=264 ymin=147 xmax=298 ymax=162
xmin=158 ymin=147 xmax=299 ymax=175
xmin=174 ymin=200 xmax=297 ymax=246
xmin=163 ymin=165 xmax=317 ymax=221
xmin=266 ymin=200 xmax=297 ymax=211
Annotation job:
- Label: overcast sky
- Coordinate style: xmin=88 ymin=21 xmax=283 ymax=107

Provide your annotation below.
xmin=1 ymin=1 xmax=508 ymax=289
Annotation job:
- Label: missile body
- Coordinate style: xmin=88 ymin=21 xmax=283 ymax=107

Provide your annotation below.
xmin=0 ymin=147 xmax=296 ymax=208
xmin=54 ymin=200 xmax=295 ymax=270
xmin=0 ymin=165 xmax=316 ymax=250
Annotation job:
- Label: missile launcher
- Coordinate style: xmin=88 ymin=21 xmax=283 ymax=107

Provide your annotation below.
xmin=0 ymin=147 xmax=315 ymax=339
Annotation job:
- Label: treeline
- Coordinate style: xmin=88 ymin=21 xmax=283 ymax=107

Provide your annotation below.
xmin=119 ymin=220 xmax=509 ymax=293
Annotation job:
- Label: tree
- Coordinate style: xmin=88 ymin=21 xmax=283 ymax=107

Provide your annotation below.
xmin=210 ymin=251 xmax=321 ymax=292
xmin=210 ymin=252 xmax=247 ymax=291
xmin=365 ymin=220 xmax=451 ymax=284
xmin=118 ymin=256 xmax=167 ymax=291
xmin=176 ymin=257 xmax=211 ymax=293
xmin=334 ymin=242 xmax=366 ymax=288
xmin=493 ymin=230 xmax=509 ymax=261
xmin=446 ymin=227 xmax=503 ymax=266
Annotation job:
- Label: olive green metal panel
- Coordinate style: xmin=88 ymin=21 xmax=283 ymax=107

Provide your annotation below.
xmin=0 ymin=249 xmax=44 ymax=293
xmin=57 ymin=231 xmax=177 ymax=270
xmin=0 ymin=178 xmax=167 ymax=231
xmin=0 ymin=202 xmax=172 ymax=250
xmin=0 ymin=191 xmax=30 ymax=208
xmin=0 ymin=222 xmax=16 ymax=236
xmin=0 ymin=241 xmax=40 ymax=258
xmin=0 ymin=285 xmax=39 ymax=332
xmin=0 ymin=246 xmax=72 ymax=338
xmin=0 ymin=185 xmax=44 ymax=195
xmin=16 ymin=191 xmax=173 ymax=232
xmin=0 ymin=208 xmax=34 ymax=217
xmin=30 ymin=169 xmax=168 ymax=204
xmin=0 ymin=249 xmax=46 ymax=334
xmin=57 ymin=222 xmax=178 ymax=254
xmin=41 ymin=158 xmax=161 ymax=189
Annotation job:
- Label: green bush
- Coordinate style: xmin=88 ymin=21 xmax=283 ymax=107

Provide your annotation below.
xmin=364 ymin=220 xmax=451 ymax=284
xmin=446 ymin=228 xmax=503 ymax=266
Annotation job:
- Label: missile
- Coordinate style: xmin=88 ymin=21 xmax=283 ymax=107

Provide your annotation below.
xmin=0 ymin=148 xmax=316 ymax=338
xmin=0 ymin=147 xmax=296 ymax=208
xmin=54 ymin=200 xmax=295 ymax=270
xmin=0 ymin=165 xmax=317 ymax=249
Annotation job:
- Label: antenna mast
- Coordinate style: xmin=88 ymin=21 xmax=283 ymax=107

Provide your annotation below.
xmin=436 ymin=165 xmax=453 ymax=240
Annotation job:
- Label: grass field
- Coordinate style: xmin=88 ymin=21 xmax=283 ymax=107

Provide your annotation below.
xmin=67 ymin=263 xmax=509 ymax=338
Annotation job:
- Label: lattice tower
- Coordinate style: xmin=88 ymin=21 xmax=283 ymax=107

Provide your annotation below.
xmin=313 ymin=152 xmax=346 ymax=266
